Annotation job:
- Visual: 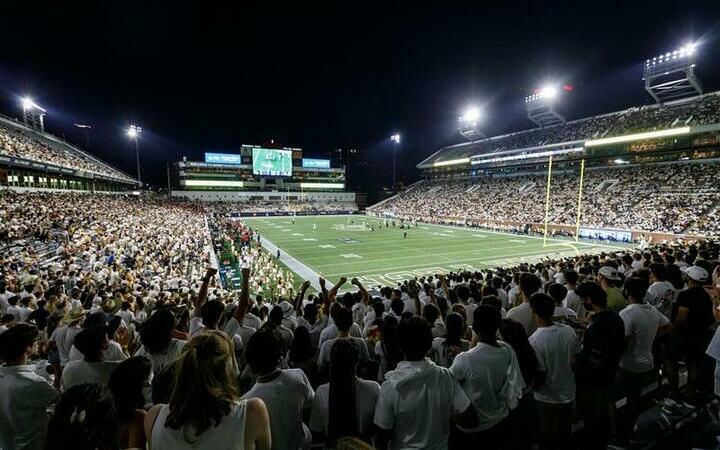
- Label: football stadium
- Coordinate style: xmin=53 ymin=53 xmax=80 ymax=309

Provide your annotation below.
xmin=2 ymin=4 xmax=720 ymax=450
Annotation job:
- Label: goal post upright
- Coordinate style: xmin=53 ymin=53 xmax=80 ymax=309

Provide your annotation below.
xmin=542 ymin=155 xmax=553 ymax=247
xmin=574 ymin=158 xmax=586 ymax=242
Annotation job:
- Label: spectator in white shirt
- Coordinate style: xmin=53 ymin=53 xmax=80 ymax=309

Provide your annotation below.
xmin=562 ymin=270 xmax=586 ymax=320
xmin=6 ymin=296 xmax=21 ymax=321
xmin=244 ymin=327 xmax=315 ymax=450
xmin=62 ymin=326 xmax=121 ymax=390
xmin=374 ymin=316 xmax=477 ymax=450
xmin=507 ymin=273 xmax=542 ymax=336
xmin=48 ymin=306 xmax=86 ymax=388
xmin=0 ymin=283 xmax=14 ymax=314
xmin=647 ymin=263 xmax=675 ymax=318
xmin=450 ymin=305 xmax=525 ymax=448
xmin=528 ymin=293 xmax=581 ymax=450
xmin=318 ymin=306 xmax=369 ymax=371
xmin=0 ymin=323 xmax=59 ymax=450
xmin=134 ymin=309 xmax=186 ymax=373
xmin=311 ymin=339 xmax=380 ymax=446
xmin=618 ymin=276 xmax=671 ymax=441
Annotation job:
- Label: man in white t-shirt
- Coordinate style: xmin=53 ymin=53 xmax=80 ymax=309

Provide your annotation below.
xmin=507 ymin=273 xmax=542 ymax=336
xmin=62 ymin=326 xmax=121 ymax=391
xmin=244 ymin=327 xmax=314 ymax=450
xmin=0 ymin=323 xmax=59 ymax=450
xmin=317 ymin=307 xmax=369 ymax=371
xmin=646 ymin=263 xmax=675 ymax=318
xmin=318 ymin=304 xmax=363 ymax=349
xmin=562 ymin=270 xmax=587 ymax=321
xmin=618 ymin=277 xmax=670 ymax=439
xmin=450 ymin=305 xmax=524 ymax=447
xmin=528 ymin=293 xmax=581 ymax=450
xmin=374 ymin=316 xmax=477 ymax=450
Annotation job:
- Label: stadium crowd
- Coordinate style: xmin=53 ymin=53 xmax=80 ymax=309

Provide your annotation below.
xmin=0 ymin=123 xmax=132 ymax=181
xmin=2 ymin=189 xmax=720 ymax=450
xmin=377 ymin=162 xmax=720 ymax=236
xmin=207 ymin=200 xmax=358 ymax=215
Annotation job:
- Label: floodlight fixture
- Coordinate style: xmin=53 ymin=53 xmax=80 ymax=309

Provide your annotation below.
xmin=459 ymin=107 xmax=481 ymax=125
xmin=643 ymin=41 xmax=701 ymax=102
xmin=391 ymin=134 xmax=401 ymax=144
xmin=20 ymin=97 xmax=46 ymax=113
xmin=127 ymin=125 xmax=142 ymax=139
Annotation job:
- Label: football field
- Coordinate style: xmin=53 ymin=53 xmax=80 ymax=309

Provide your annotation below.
xmin=241 ymin=215 xmax=628 ymax=288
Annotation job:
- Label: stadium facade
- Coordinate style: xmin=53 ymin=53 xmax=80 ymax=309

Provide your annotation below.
xmin=170 ymin=145 xmax=356 ymax=212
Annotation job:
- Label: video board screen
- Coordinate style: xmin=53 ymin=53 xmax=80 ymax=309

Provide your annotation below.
xmin=252 ymin=148 xmax=293 ymax=177
xmin=302 ymin=158 xmax=331 ymax=169
xmin=205 ymin=152 xmax=243 ymax=165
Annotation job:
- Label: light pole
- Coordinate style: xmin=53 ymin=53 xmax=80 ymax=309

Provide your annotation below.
xmin=390 ymin=133 xmax=400 ymax=192
xmin=127 ymin=125 xmax=142 ymax=188
xmin=21 ymin=97 xmax=46 ymax=133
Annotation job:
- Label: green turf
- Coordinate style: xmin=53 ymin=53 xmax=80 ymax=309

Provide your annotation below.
xmin=241 ymin=215 xmax=629 ymax=288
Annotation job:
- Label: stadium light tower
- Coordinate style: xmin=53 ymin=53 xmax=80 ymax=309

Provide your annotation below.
xmin=127 ymin=125 xmax=143 ymax=188
xmin=458 ymin=107 xmax=485 ymax=140
xmin=390 ymin=134 xmax=401 ymax=193
xmin=643 ymin=42 xmax=702 ymax=103
xmin=20 ymin=97 xmax=47 ymax=133
xmin=525 ymin=84 xmax=565 ymax=128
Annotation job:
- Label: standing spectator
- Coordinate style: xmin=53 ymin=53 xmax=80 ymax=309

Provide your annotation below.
xmin=62 ymin=326 xmax=121 ymax=390
xmin=574 ymin=282 xmax=625 ymax=449
xmin=48 ymin=305 xmax=86 ymax=388
xmin=135 ymin=309 xmax=185 ymax=373
xmin=597 ymin=266 xmax=626 ymax=313
xmin=430 ymin=312 xmax=470 ymax=368
xmin=318 ymin=306 xmax=369 ymax=371
xmin=450 ymin=305 xmax=525 ymax=448
xmin=310 ymin=339 xmax=380 ymax=446
xmin=374 ymin=317 xmax=477 ymax=450
xmin=507 ymin=273 xmax=542 ymax=336
xmin=528 ymin=293 xmax=581 ymax=450
xmin=500 ymin=319 xmax=541 ymax=450
xmin=145 ymin=330 xmax=271 ymax=450
xmin=665 ymin=266 xmax=714 ymax=397
xmin=244 ymin=327 xmax=315 ymax=450
xmin=0 ymin=323 xmax=59 ymax=450
xmin=618 ymin=277 xmax=670 ymax=440
xmin=647 ymin=264 xmax=675 ymax=318
xmin=375 ymin=315 xmax=402 ymax=383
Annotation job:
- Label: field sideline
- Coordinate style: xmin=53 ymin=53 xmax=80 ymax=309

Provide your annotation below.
xmin=240 ymin=215 xmax=629 ymax=288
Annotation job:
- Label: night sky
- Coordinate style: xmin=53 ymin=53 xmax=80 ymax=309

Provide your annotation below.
xmin=2 ymin=1 xmax=719 ymax=193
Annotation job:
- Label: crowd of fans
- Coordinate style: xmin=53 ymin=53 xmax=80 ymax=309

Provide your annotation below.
xmin=0 ymin=122 xmax=132 ymax=181
xmin=2 ymin=188 xmax=720 ymax=449
xmin=428 ymin=92 xmax=720 ymax=165
xmin=377 ymin=162 xmax=720 ymax=236
xmin=205 ymin=200 xmax=358 ymax=215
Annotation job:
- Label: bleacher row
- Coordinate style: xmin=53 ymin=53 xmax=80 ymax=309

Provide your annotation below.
xmin=0 ymin=120 xmax=133 ymax=182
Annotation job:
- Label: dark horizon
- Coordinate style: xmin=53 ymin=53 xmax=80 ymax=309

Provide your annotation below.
xmin=2 ymin=1 xmax=719 ymax=192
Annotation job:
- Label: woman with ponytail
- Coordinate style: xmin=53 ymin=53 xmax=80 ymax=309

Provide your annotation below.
xmin=310 ymin=339 xmax=380 ymax=447
xmin=144 ymin=330 xmax=271 ymax=450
